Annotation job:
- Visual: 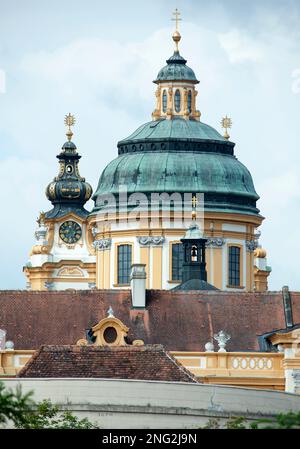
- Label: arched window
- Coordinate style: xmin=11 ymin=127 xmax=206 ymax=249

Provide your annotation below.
xmin=191 ymin=245 xmax=198 ymax=262
xmin=162 ymin=90 xmax=167 ymax=112
xmin=228 ymin=246 xmax=241 ymax=287
xmin=174 ymin=89 xmax=181 ymax=112
xmin=117 ymin=244 xmax=132 ymax=285
xmin=172 ymin=243 xmax=184 ymax=281
xmin=187 ymin=91 xmax=192 ymax=113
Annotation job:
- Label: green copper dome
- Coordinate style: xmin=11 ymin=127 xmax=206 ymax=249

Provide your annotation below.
xmin=154 ymin=51 xmax=199 ymax=84
xmin=119 ymin=118 xmax=226 ymax=144
xmin=91 ymin=43 xmax=260 ymax=217
xmin=93 ymin=152 xmax=258 ymax=201
xmin=92 ymin=119 xmax=259 ymax=216
xmin=45 ymin=139 xmax=92 ymax=219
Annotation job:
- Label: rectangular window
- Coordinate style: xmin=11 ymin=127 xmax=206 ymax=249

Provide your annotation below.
xmin=172 ymin=243 xmax=184 ymax=281
xmin=228 ymin=246 xmax=241 ymax=287
xmin=117 ymin=244 xmax=132 ymax=285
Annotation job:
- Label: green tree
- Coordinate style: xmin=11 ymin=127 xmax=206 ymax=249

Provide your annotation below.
xmin=226 ymin=416 xmax=247 ymax=429
xmin=203 ymin=412 xmax=300 ymax=429
xmin=0 ymin=381 xmax=98 ymax=429
xmin=0 ymin=381 xmax=34 ymax=427
xmin=17 ymin=399 xmax=99 ymax=429
xmin=251 ymin=412 xmax=300 ymax=429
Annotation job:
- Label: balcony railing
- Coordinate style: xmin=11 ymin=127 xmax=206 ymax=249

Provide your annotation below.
xmin=171 ymin=351 xmax=284 ymax=389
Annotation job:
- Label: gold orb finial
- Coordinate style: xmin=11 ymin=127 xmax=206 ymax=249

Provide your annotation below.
xmin=64 ymin=113 xmax=76 ymax=141
xmin=192 ymin=195 xmax=197 ymax=221
xmin=172 ymin=8 xmax=182 ymax=51
xmin=221 ymin=115 xmax=232 ymax=140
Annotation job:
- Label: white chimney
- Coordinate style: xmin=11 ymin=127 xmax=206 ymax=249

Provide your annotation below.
xmin=130 ymin=264 xmax=146 ymax=309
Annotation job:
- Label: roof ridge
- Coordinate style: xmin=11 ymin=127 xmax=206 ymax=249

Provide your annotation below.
xmin=164 ymin=348 xmax=199 ymax=383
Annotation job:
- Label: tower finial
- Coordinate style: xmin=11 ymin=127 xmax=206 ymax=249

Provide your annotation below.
xmin=221 ymin=115 xmax=232 ymax=140
xmin=172 ymin=8 xmax=182 ymax=52
xmin=64 ymin=113 xmax=76 ymax=141
xmin=192 ymin=195 xmax=197 ymax=221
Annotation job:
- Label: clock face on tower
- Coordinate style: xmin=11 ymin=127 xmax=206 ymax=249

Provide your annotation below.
xmin=59 ymin=221 xmax=82 ymax=244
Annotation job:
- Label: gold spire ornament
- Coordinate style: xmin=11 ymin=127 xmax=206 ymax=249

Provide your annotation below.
xmin=172 ymin=8 xmax=182 ymax=51
xmin=191 ymin=195 xmax=197 ymax=220
xmin=221 ymin=115 xmax=232 ymax=140
xmin=64 ymin=113 xmax=76 ymax=141
xmin=37 ymin=211 xmax=45 ymax=226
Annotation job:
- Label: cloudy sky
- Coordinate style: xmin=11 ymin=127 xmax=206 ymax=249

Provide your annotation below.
xmin=0 ymin=0 xmax=299 ymax=290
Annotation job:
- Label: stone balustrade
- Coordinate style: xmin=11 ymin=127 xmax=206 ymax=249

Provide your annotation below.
xmin=0 ymin=350 xmax=35 ymax=376
xmin=171 ymin=351 xmax=285 ymax=391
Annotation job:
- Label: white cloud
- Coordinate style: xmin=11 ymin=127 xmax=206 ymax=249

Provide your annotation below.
xmin=0 ymin=14 xmax=300 ymax=291
xmin=218 ymin=29 xmax=264 ymax=63
xmin=0 ymin=157 xmax=49 ymax=288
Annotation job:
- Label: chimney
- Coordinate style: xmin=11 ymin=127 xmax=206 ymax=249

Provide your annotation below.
xmin=130 ymin=264 xmax=146 ymax=309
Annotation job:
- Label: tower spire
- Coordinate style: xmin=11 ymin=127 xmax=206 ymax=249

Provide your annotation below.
xmin=64 ymin=113 xmax=76 ymax=142
xmin=45 ymin=114 xmax=92 ymax=219
xmin=221 ymin=115 xmax=232 ymax=140
xmin=172 ymin=8 xmax=182 ymax=52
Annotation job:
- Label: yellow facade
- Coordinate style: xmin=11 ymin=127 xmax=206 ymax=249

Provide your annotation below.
xmin=89 ymin=210 xmax=269 ymax=292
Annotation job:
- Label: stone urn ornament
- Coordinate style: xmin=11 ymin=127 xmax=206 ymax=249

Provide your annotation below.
xmin=214 ymin=330 xmax=231 ymax=352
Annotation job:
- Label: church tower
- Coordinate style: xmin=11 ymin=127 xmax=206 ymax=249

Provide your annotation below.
xmin=23 ymin=115 xmax=96 ymax=290
xmin=25 ymin=11 xmax=271 ymax=292
xmin=90 ymin=11 xmax=271 ymax=291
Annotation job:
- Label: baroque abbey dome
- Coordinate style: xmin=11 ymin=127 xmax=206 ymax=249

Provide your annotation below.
xmin=92 ymin=117 xmax=259 ymax=216
xmin=92 ymin=45 xmax=259 ymax=217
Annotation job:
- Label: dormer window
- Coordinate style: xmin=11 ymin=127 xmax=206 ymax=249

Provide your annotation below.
xmin=174 ymin=89 xmax=181 ymax=112
xmin=162 ymin=90 xmax=167 ymax=112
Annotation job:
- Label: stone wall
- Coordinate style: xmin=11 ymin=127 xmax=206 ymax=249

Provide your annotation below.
xmin=2 ymin=378 xmax=300 ymax=429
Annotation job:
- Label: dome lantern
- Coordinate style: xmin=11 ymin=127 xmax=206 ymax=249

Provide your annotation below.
xmin=152 ymin=9 xmax=201 ymax=121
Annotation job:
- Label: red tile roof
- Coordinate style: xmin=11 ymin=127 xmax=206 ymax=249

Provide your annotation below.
xmin=17 ymin=344 xmax=198 ymax=382
xmin=0 ymin=289 xmax=299 ymax=351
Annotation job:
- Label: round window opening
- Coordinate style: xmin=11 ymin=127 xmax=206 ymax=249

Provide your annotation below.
xmin=103 ymin=326 xmax=118 ymax=344
xmin=66 ymin=165 xmax=73 ymax=174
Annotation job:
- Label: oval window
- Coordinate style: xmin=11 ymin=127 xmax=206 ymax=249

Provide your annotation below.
xmin=174 ymin=90 xmax=181 ymax=112
xmin=66 ymin=165 xmax=73 ymax=174
xmin=103 ymin=326 xmax=117 ymax=344
xmin=162 ymin=90 xmax=167 ymax=112
xmin=188 ymin=91 xmax=192 ymax=113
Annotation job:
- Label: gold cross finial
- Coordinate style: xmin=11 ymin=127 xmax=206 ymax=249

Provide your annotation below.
xmin=172 ymin=8 xmax=181 ymax=31
xmin=192 ymin=195 xmax=197 ymax=220
xmin=221 ymin=115 xmax=232 ymax=140
xmin=171 ymin=9 xmax=182 ymax=52
xmin=64 ymin=113 xmax=76 ymax=141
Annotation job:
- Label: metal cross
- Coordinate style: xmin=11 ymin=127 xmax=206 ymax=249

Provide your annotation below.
xmin=172 ymin=8 xmax=181 ymax=31
xmin=192 ymin=196 xmax=198 ymax=208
